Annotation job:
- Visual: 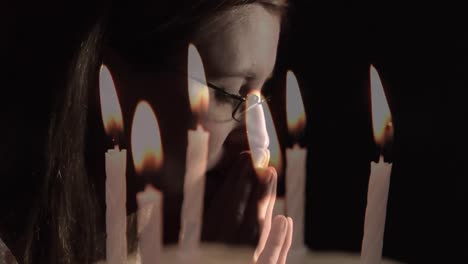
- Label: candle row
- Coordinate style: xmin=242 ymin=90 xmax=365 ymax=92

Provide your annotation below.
xmin=100 ymin=39 xmax=394 ymax=263
xmin=100 ymin=44 xmax=213 ymax=263
xmin=262 ymin=65 xmax=394 ymax=264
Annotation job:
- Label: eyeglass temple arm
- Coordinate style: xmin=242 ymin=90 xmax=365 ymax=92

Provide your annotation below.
xmin=236 ymin=96 xmax=269 ymax=115
xmin=206 ymin=81 xmax=245 ymax=102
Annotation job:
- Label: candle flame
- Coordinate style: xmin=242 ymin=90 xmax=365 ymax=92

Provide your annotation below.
xmin=131 ymin=101 xmax=163 ymax=174
xmin=99 ymin=65 xmax=123 ymax=135
xmin=286 ymin=70 xmax=306 ymax=135
xmin=370 ymin=65 xmax=393 ymax=146
xmin=188 ymin=44 xmax=209 ymax=114
xmin=263 ymin=100 xmax=282 ymax=173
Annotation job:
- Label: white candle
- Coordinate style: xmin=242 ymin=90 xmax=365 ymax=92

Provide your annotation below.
xmin=99 ymin=65 xmax=127 ymax=263
xmin=179 ymin=124 xmax=209 ymax=252
xmin=178 ymin=44 xmax=210 ymax=256
xmin=285 ymin=70 xmax=307 ymax=252
xmin=105 ymin=147 xmax=127 ymax=263
xmin=285 ymin=144 xmax=307 ymax=250
xmin=131 ymin=101 xmax=164 ymax=264
xmin=137 ymin=185 xmax=163 ymax=264
xmin=361 ymin=65 xmax=394 ymax=264
xmin=361 ymin=156 xmax=392 ymax=264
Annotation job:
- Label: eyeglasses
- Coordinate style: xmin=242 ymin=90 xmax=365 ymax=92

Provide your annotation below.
xmin=171 ymin=68 xmax=269 ymax=122
xmin=204 ymin=80 xmax=269 ymax=122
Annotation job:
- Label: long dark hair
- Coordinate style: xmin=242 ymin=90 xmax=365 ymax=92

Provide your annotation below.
xmin=23 ymin=1 xmax=288 ymax=263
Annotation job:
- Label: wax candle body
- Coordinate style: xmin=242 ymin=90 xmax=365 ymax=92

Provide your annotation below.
xmin=361 ymin=156 xmax=393 ymax=264
xmin=105 ymin=147 xmax=127 ymax=263
xmin=179 ymin=124 xmax=209 ymax=253
xmin=286 ymin=144 xmax=307 ymax=251
xmin=137 ymin=186 xmax=163 ymax=264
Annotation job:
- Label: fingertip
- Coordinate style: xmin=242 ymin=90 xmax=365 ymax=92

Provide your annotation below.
xmin=276 ymin=216 xmax=294 ymax=264
xmin=258 ymin=166 xmax=277 ymax=184
xmin=272 ymin=215 xmax=288 ymax=231
xmin=257 ymin=215 xmax=288 ymax=264
xmin=267 ymin=166 xmax=277 ymax=182
xmin=267 ymin=166 xmax=277 ymax=179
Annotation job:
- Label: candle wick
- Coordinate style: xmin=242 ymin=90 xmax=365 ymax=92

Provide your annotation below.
xmin=290 ymin=131 xmax=302 ymax=147
xmin=112 ymin=135 xmax=120 ymax=151
xmin=382 ymin=121 xmax=394 ymax=162
xmin=384 ymin=121 xmax=394 ymax=144
xmin=378 ymin=155 xmax=384 ymax=163
xmin=189 ymin=113 xmax=199 ymax=130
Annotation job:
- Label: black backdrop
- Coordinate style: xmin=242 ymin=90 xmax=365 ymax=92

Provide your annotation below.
xmin=1 ymin=1 xmax=467 ymax=263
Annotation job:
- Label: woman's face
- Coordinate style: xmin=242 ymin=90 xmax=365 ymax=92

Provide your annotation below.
xmin=195 ymin=4 xmax=281 ymax=169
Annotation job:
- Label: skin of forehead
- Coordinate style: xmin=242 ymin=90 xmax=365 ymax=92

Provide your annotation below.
xmin=193 ymin=4 xmax=280 ymax=82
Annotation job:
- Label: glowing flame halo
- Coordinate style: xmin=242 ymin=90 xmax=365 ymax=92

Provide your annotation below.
xmin=370 ymin=65 xmax=393 ymax=146
xmin=131 ymin=101 xmax=164 ymax=174
xmin=188 ymin=44 xmax=209 ymax=115
xmin=286 ymin=70 xmax=306 ymax=137
xmin=99 ymin=65 xmax=124 ymax=136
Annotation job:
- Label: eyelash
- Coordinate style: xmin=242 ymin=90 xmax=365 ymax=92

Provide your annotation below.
xmin=212 ymin=89 xmax=238 ymax=106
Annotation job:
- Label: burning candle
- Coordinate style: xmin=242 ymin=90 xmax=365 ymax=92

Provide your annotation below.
xmin=131 ymin=101 xmax=164 ymax=264
xmin=99 ymin=65 xmax=127 ymax=263
xmin=285 ymin=70 xmax=307 ymax=252
xmin=361 ymin=65 xmax=394 ymax=264
xmin=178 ymin=44 xmax=210 ymax=256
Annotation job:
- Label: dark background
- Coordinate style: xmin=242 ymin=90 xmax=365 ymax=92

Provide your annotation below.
xmin=1 ymin=0 xmax=467 ymax=263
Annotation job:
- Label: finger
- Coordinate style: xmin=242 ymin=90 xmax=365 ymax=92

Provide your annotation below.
xmin=277 ymin=217 xmax=293 ymax=264
xmin=257 ymin=167 xmax=277 ymax=225
xmin=253 ymin=168 xmax=277 ymax=261
xmin=262 ymin=168 xmax=277 ymax=238
xmin=256 ymin=215 xmax=288 ymax=264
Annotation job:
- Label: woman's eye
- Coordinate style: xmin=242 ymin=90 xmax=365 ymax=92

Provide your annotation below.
xmin=213 ymin=89 xmax=237 ymax=105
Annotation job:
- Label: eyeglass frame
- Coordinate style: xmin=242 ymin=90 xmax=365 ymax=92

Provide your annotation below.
xmin=169 ymin=68 xmax=271 ymax=122
xmin=204 ymin=80 xmax=270 ymax=122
